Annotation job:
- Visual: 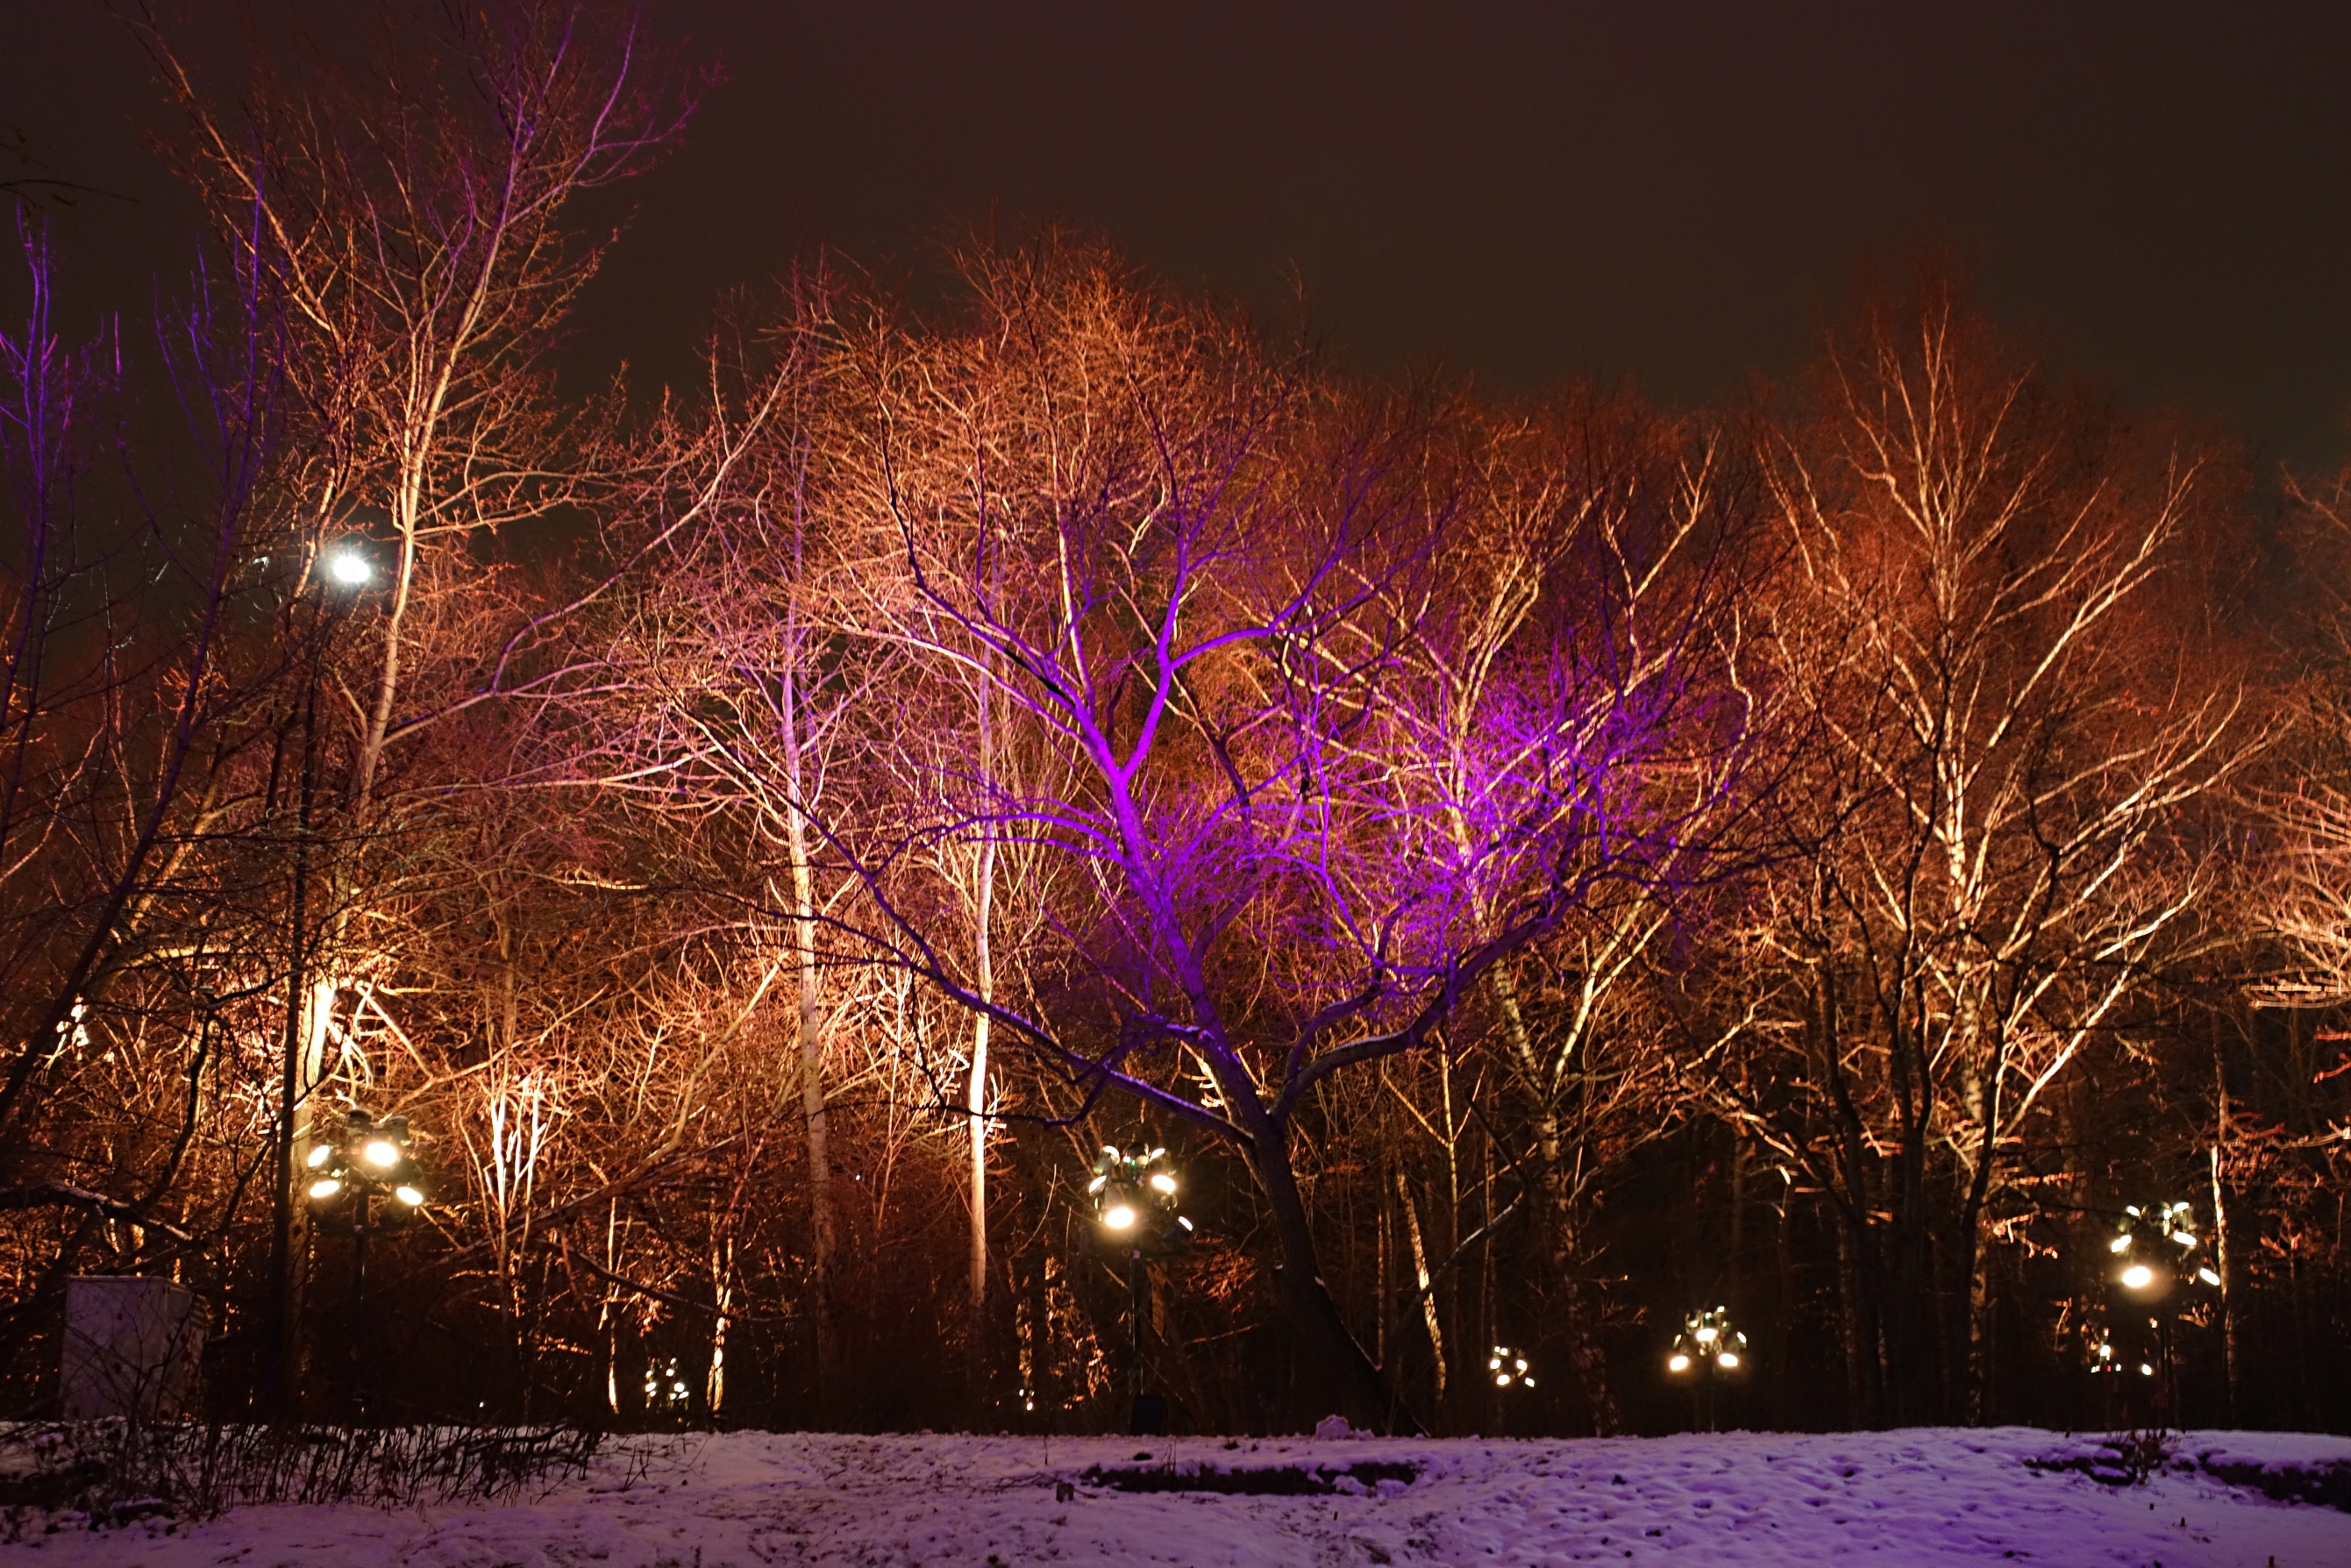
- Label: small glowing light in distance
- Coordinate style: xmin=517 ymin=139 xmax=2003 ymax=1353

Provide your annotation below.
xmin=2138 ymin=1363 xmax=2155 ymax=1377
xmin=395 ymin=1185 xmax=425 ymax=1207
xmin=2121 ymin=1264 xmax=2155 ymax=1290
xmin=1669 ymin=1354 xmax=1691 ymax=1372
xmin=308 ymin=1178 xmax=341 ymax=1200
xmin=306 ymin=1144 xmax=333 ymax=1169
xmin=364 ymin=1138 xmax=400 ymax=1168
xmin=1149 ymin=1172 xmax=1178 ymax=1194
xmin=1178 ymin=1215 xmax=1194 ymax=1230
xmin=326 ymin=551 xmax=373 ymax=586
xmin=1102 ymin=1205 xmax=1136 ymax=1230
xmin=2108 ymin=1235 xmax=2130 ymax=1253
xmin=1494 ymin=1373 xmax=1510 ymax=1386
xmin=1718 ymin=1351 xmax=1740 ymax=1370
xmin=2197 ymin=1267 xmax=2219 ymax=1286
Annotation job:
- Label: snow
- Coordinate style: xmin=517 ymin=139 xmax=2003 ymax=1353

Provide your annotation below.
xmin=6 ymin=1425 xmax=2350 ymax=1566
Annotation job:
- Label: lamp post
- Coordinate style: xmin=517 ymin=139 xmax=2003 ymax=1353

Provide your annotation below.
xmin=2103 ymin=1200 xmax=2218 ymax=1430
xmin=263 ymin=543 xmax=378 ymax=1418
xmin=1086 ymin=1144 xmax=1191 ymax=1435
xmin=1665 ymin=1305 xmax=1748 ymax=1432
xmin=303 ymin=1105 xmax=428 ymax=1415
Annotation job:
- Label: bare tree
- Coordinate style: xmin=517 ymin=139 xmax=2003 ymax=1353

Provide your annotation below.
xmin=1706 ymin=286 xmax=2249 ymax=1423
xmin=799 ymin=241 xmax=1747 ymax=1429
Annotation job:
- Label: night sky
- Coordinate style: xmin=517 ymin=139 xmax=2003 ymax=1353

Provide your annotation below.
xmin=8 ymin=1 xmax=2351 ymax=478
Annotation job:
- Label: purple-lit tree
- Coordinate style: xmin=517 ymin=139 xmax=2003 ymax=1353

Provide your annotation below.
xmin=810 ymin=242 xmax=1753 ymax=1428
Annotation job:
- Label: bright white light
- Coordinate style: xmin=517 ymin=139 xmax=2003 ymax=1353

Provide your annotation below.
xmin=326 ymin=551 xmax=372 ymax=586
xmin=2197 ymin=1267 xmax=2219 ymax=1286
xmin=1494 ymin=1373 xmax=1510 ymax=1386
xmin=2121 ymin=1264 xmax=2155 ymax=1290
xmin=1149 ymin=1172 xmax=1178 ymax=1195
xmin=1718 ymin=1352 xmax=1740 ymax=1370
xmin=1102 ymin=1205 xmax=1136 ymax=1230
xmin=2175 ymin=1231 xmax=2196 ymax=1248
xmin=308 ymin=1178 xmax=341 ymax=1201
xmin=2138 ymin=1363 xmax=2155 ymax=1377
xmin=1177 ymin=1216 xmax=1193 ymax=1231
xmin=364 ymin=1138 xmax=400 ymax=1169
xmin=2108 ymin=1236 xmax=2130 ymax=1253
xmin=1086 ymin=1175 xmax=1107 ymax=1193
xmin=1694 ymin=1326 xmax=1717 ymax=1343
xmin=306 ymin=1144 xmax=332 ymax=1169
xmin=395 ymin=1185 xmax=424 ymax=1207
xmin=1669 ymin=1354 xmax=1691 ymax=1372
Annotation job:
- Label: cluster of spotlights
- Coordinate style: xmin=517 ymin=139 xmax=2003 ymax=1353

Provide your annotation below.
xmin=1489 ymin=1345 xmax=1535 ymax=1388
xmin=1668 ymin=1306 xmax=1748 ymax=1378
xmin=1086 ymin=1144 xmax=1192 ymax=1255
xmin=304 ymin=1108 xmax=427 ymax=1223
xmin=2088 ymin=1329 xmax=2156 ymax=1379
xmin=2110 ymin=1200 xmax=2219 ymax=1295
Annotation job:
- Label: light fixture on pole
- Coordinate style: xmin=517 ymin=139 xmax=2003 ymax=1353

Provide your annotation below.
xmin=304 ymin=1107 xmax=428 ymax=1414
xmin=262 ymin=537 xmax=383 ymax=1417
xmin=2102 ymin=1199 xmax=2217 ymax=1428
xmin=1086 ymin=1144 xmax=1191 ymax=1436
xmin=1666 ymin=1305 xmax=1748 ymax=1432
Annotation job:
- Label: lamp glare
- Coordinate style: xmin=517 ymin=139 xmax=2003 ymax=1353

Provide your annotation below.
xmin=327 ymin=552 xmax=372 ymax=586
xmin=1718 ymin=1351 xmax=1739 ymax=1369
xmin=1669 ymin=1353 xmax=1691 ymax=1372
xmin=2121 ymin=1264 xmax=2155 ymax=1290
xmin=1102 ymin=1204 xmax=1136 ymax=1230
xmin=308 ymin=1178 xmax=341 ymax=1200
xmin=395 ymin=1185 xmax=425 ymax=1207
xmin=1150 ymin=1172 xmax=1178 ymax=1194
xmin=364 ymin=1138 xmax=400 ymax=1168
xmin=306 ymin=1144 xmax=332 ymax=1169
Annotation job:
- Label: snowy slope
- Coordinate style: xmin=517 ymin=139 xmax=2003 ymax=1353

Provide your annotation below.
xmin=5 ymin=1425 xmax=2350 ymax=1566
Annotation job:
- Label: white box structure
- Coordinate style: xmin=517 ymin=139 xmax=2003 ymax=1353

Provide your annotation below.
xmin=60 ymin=1276 xmax=200 ymax=1420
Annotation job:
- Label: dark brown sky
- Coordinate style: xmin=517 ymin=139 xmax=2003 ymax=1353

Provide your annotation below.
xmin=9 ymin=1 xmax=2351 ymax=475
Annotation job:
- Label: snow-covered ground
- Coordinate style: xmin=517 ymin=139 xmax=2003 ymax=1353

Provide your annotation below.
xmin=5 ymin=1424 xmax=2350 ymax=1566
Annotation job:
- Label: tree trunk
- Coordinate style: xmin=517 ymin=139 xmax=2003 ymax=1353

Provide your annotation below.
xmin=779 ymin=661 xmax=837 ymax=1410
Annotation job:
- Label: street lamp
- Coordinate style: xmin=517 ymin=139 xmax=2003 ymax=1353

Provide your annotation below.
xmin=1666 ymin=1305 xmax=1749 ymax=1431
xmin=2101 ymin=1200 xmax=2217 ymax=1429
xmin=305 ymin=1107 xmax=428 ymax=1414
xmin=262 ymin=538 xmax=383 ymax=1416
xmin=1086 ymin=1144 xmax=1191 ymax=1435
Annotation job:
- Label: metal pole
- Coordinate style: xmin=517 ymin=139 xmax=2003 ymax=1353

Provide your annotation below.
xmin=1127 ymin=1252 xmax=1144 ymax=1434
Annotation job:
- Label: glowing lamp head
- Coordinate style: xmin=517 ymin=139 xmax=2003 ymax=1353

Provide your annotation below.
xmin=2108 ymin=1235 xmax=2130 ymax=1253
xmin=1149 ymin=1172 xmax=1178 ymax=1195
xmin=1694 ymin=1326 xmax=1717 ymax=1343
xmin=2121 ymin=1264 xmax=2155 ymax=1291
xmin=306 ymin=1144 xmax=332 ymax=1169
xmin=1669 ymin=1353 xmax=1691 ymax=1372
xmin=1101 ymin=1204 xmax=1137 ymax=1231
xmin=395 ymin=1185 xmax=425 ymax=1208
xmin=2197 ymin=1266 xmax=2219 ymax=1286
xmin=1718 ymin=1351 xmax=1740 ymax=1369
xmin=364 ymin=1138 xmax=400 ymax=1169
xmin=308 ymin=1177 xmax=341 ymax=1201
xmin=326 ymin=551 xmax=373 ymax=586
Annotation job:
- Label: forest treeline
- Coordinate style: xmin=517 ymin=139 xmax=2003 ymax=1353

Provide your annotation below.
xmin=3 ymin=3 xmax=2347 ymax=1437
